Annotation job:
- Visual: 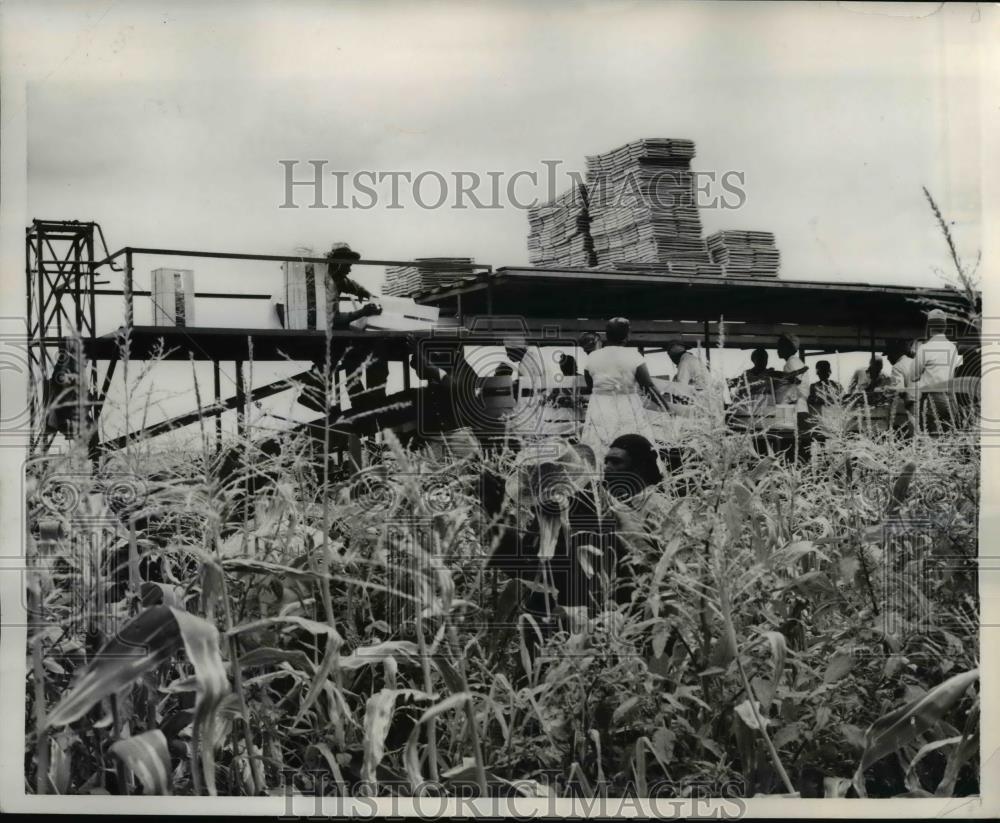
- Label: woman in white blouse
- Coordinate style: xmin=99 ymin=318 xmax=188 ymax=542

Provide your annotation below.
xmin=581 ymin=317 xmax=668 ymax=467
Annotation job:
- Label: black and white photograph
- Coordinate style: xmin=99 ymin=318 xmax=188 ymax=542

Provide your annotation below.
xmin=0 ymin=1 xmax=996 ymax=816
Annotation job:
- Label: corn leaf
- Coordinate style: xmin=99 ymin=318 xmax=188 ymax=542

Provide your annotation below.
xmin=362 ymin=687 xmax=433 ymax=788
xmin=823 ymin=650 xmax=854 ymax=684
xmin=163 ymin=608 xmax=230 ymax=796
xmin=857 ymin=668 xmax=978 ymax=774
xmin=109 ymin=729 xmax=172 ymax=795
xmin=47 ymin=606 xmax=185 ymax=728
xmin=403 ymin=692 xmax=472 ymax=793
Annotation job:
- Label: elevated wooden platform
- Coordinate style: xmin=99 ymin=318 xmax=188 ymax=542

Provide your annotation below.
xmin=82 ymin=325 xmax=580 ymax=362
xmin=416 ymin=267 xmax=971 ymax=352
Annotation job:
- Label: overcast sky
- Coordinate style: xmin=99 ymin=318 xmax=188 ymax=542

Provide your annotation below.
xmin=17 ymin=1 xmax=986 ymax=292
xmin=4 ymin=0 xmax=991 ymax=439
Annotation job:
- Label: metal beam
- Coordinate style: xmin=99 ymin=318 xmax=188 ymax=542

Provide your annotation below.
xmin=117 ymin=246 xmax=493 ymax=272
xmin=99 ymin=367 xmax=315 ymax=452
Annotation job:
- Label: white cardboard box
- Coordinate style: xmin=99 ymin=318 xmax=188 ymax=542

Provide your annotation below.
xmin=350 ymin=296 xmax=440 ymax=332
xmin=283 ymin=261 xmax=326 ymax=330
xmin=151 ymin=268 xmax=195 ymax=327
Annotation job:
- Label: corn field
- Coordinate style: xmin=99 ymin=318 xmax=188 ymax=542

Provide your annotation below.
xmin=23 ymin=338 xmax=980 ymax=801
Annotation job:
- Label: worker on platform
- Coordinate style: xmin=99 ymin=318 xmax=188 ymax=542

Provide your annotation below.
xmin=581 ymin=317 xmax=667 ymax=468
xmin=325 ymin=242 xmax=373 ymax=302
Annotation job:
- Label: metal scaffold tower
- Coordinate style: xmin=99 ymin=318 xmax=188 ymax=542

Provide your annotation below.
xmin=25 ymin=220 xmax=109 ymax=457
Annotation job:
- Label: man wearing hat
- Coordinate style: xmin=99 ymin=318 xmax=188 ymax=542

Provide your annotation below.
xmin=325 ymin=242 xmax=371 ymax=297
xmin=913 ymin=308 xmax=959 ymax=431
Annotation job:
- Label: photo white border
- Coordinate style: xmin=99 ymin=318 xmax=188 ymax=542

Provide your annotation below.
xmin=0 ymin=1 xmax=997 ymax=817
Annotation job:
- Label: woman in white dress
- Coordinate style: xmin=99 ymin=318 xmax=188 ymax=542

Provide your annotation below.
xmin=581 ymin=317 xmax=669 ymax=467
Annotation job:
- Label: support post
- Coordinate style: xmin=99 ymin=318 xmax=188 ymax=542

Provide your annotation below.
xmin=124 ymin=249 xmax=134 ymax=333
xmin=235 ymin=359 xmax=248 ymax=524
xmin=235 ymin=360 xmax=246 ymax=442
xmin=213 ymin=360 xmax=223 ymax=451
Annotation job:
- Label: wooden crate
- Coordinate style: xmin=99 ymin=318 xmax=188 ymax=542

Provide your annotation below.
xmin=151 ymin=268 xmax=195 ymax=327
xmin=350 ymin=296 xmax=440 ymax=331
xmin=282 ymin=261 xmax=326 ymax=330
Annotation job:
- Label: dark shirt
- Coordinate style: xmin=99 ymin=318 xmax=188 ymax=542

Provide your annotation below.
xmin=482 ymin=473 xmax=633 ymax=618
xmin=808 ymin=378 xmax=843 ymax=410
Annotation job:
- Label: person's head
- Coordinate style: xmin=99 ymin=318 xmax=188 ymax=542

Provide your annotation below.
xmin=816 ymin=360 xmax=832 ymax=380
xmin=750 ymin=347 xmax=769 ymax=370
xmin=604 ymin=434 xmax=662 ymax=499
xmin=504 ymin=336 xmax=527 ymax=364
xmin=605 ymin=317 xmax=630 ymax=346
xmin=776 ymin=333 xmax=800 ymax=360
xmin=666 ymin=341 xmax=688 ymax=366
xmin=557 ymin=353 xmax=577 ymax=377
xmin=884 ymin=339 xmax=906 ymax=365
xmin=493 ymin=363 xmax=514 ymax=377
xmin=506 ymin=442 xmax=597 ymax=517
xmin=867 ymin=357 xmax=884 ymax=379
xmin=326 ymin=241 xmax=361 ymax=277
xmin=927 ymin=308 xmax=949 ymax=338
xmin=579 ymin=332 xmax=601 ymax=355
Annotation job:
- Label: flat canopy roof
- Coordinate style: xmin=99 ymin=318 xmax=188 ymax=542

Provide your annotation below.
xmin=415 ymin=266 xmax=969 ymax=328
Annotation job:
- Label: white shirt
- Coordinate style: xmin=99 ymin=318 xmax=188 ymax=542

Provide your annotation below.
xmin=913 ymin=334 xmax=958 ymax=390
xmin=674 ymin=351 xmax=708 ymax=390
xmin=776 ymin=354 xmax=806 ymax=409
xmin=584 ymin=345 xmax=645 ymax=394
xmin=891 ymin=354 xmax=915 ymax=388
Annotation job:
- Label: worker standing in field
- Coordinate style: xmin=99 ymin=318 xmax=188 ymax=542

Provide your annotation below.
xmin=913 ymin=308 xmax=959 ymax=432
xmin=743 ymin=347 xmax=772 ymax=383
xmin=581 ymin=317 xmax=668 ymax=468
xmin=481 ymin=434 xmax=669 ymax=665
xmin=807 ymin=360 xmax=843 ymax=414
